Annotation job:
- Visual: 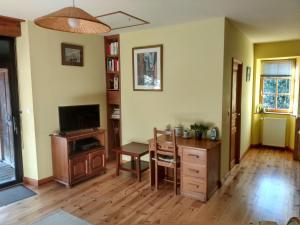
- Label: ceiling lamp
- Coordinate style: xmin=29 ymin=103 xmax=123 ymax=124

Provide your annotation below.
xmin=34 ymin=0 xmax=111 ymax=34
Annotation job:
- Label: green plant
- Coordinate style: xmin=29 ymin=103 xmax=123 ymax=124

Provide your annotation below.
xmin=190 ymin=123 xmax=209 ymax=139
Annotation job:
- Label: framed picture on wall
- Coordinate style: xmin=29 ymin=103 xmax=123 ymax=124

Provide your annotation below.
xmin=246 ymin=66 xmax=251 ymax=82
xmin=132 ymin=45 xmax=163 ymax=91
xmin=61 ymin=43 xmax=83 ymax=66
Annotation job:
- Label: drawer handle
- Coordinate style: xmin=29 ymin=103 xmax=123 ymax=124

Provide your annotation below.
xmin=189 ymin=168 xmax=199 ymax=173
xmin=188 ymin=183 xmax=199 ymax=188
xmin=188 ymin=154 xmax=200 ymax=158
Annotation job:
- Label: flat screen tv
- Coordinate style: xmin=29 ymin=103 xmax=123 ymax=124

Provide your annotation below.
xmin=59 ymin=104 xmax=100 ymax=132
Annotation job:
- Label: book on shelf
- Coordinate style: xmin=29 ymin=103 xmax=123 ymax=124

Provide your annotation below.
xmin=107 ymin=58 xmax=119 ymax=72
xmin=111 ymin=108 xmax=120 ymax=119
xmin=113 ymin=76 xmax=119 ymax=90
xmin=107 ymin=42 xmax=119 ymax=56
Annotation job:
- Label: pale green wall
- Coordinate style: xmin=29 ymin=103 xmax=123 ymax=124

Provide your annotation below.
xmin=120 ymin=18 xmax=225 ymax=145
xmin=222 ymin=20 xmax=254 ymax=177
xmin=16 ymin=21 xmax=106 ymax=179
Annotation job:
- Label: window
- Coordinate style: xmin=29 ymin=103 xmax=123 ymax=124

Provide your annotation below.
xmin=260 ymin=59 xmax=295 ymax=113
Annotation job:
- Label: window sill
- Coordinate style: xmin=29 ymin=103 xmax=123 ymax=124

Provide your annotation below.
xmin=254 ymin=112 xmax=296 ymax=117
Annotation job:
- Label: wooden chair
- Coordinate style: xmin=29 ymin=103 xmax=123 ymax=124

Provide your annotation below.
xmin=153 ymin=128 xmax=180 ymax=194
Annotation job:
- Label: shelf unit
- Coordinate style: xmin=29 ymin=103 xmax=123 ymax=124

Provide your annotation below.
xmin=105 ymin=34 xmax=121 ymax=160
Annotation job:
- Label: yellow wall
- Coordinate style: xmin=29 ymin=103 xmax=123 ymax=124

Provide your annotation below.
xmin=16 ymin=21 xmax=106 ymax=179
xmin=16 ymin=22 xmax=39 ymax=180
xmin=120 ymin=18 xmax=225 ymax=145
xmin=222 ymin=20 xmax=254 ymax=176
xmin=252 ymin=40 xmax=300 ymax=149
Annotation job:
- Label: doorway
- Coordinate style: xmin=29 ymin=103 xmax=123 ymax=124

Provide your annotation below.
xmin=229 ymin=58 xmax=243 ymax=169
xmin=0 ymin=37 xmax=22 ymax=189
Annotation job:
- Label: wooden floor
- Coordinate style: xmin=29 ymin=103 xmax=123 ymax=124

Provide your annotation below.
xmin=0 ymin=148 xmax=300 ymax=225
xmin=0 ymin=161 xmax=15 ymax=185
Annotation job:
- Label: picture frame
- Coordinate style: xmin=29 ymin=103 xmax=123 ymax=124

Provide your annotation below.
xmin=61 ymin=43 xmax=83 ymax=66
xmin=132 ymin=45 xmax=163 ymax=91
xmin=246 ymin=66 xmax=251 ymax=82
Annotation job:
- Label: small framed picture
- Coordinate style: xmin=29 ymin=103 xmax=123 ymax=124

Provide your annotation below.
xmin=246 ymin=66 xmax=251 ymax=82
xmin=132 ymin=45 xmax=163 ymax=91
xmin=61 ymin=43 xmax=83 ymax=66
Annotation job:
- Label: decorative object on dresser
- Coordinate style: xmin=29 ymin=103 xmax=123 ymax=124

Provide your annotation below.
xmin=105 ymin=35 xmax=122 ymax=160
xmin=51 ymin=129 xmax=106 ymax=187
xmin=114 ymin=142 xmax=149 ymax=182
xmin=149 ymin=134 xmax=221 ymax=201
xmin=132 ymin=45 xmax=163 ymax=91
xmin=190 ymin=123 xmax=209 ymax=140
xmin=153 ymin=128 xmax=180 ymax=194
xmin=61 ymin=43 xmax=83 ymax=67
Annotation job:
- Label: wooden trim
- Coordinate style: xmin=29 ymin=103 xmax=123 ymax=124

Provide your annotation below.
xmin=23 ymin=176 xmax=54 ymax=187
xmin=229 ymin=58 xmax=243 ymax=170
xmin=132 ymin=44 xmax=163 ymax=91
xmin=0 ymin=16 xmax=24 ymax=37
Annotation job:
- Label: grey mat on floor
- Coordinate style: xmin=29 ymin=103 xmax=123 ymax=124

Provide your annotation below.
xmin=0 ymin=184 xmax=36 ymax=207
xmin=30 ymin=209 xmax=92 ymax=225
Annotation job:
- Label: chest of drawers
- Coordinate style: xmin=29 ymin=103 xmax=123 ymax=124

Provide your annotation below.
xmin=149 ymin=136 xmax=221 ymax=202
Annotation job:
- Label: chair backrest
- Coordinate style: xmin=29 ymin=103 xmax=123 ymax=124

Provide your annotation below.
xmin=153 ymin=128 xmax=177 ymax=159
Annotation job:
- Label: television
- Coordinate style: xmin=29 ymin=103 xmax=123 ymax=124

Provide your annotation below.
xmin=59 ymin=104 xmax=100 ymax=133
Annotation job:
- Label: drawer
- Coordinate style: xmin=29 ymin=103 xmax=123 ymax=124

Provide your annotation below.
xmin=182 ymin=176 xmax=206 ymax=194
xmin=182 ymin=148 xmax=206 ymax=164
xmin=182 ymin=163 xmax=206 ymax=179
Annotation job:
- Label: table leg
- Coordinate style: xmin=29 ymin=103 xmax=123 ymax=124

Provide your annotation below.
xmin=116 ymin=152 xmax=120 ymax=176
xmin=131 ymin=155 xmax=135 ymax=169
xmin=137 ymin=156 xmax=141 ymax=182
xmin=150 ymin=151 xmax=155 ymax=188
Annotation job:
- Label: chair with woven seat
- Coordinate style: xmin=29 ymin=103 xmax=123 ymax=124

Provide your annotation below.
xmin=153 ymin=128 xmax=180 ymax=195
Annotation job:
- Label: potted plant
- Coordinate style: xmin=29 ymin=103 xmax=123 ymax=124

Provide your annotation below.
xmin=190 ymin=123 xmax=209 ymax=140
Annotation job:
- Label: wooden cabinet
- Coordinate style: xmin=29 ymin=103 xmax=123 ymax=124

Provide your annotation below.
xmin=51 ymin=129 xmax=106 ymax=187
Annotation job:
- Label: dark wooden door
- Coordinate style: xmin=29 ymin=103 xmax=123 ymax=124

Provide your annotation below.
xmin=230 ymin=59 xmax=242 ymax=169
xmin=0 ymin=69 xmax=14 ymax=166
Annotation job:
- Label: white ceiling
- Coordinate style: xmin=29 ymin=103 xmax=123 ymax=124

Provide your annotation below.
xmin=1 ymin=0 xmax=300 ymax=43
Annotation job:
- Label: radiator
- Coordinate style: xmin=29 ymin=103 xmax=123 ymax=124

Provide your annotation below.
xmin=262 ymin=117 xmax=286 ymax=147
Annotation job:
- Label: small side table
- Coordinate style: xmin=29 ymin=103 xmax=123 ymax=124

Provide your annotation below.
xmin=115 ymin=142 xmax=149 ymax=182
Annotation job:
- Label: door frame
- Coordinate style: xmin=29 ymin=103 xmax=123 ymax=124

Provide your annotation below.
xmin=0 ymin=36 xmax=23 ymax=189
xmin=229 ymin=58 xmax=243 ymax=170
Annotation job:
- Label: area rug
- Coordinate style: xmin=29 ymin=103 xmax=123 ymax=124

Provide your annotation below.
xmin=30 ymin=209 xmax=92 ymax=225
xmin=0 ymin=184 xmax=36 ymax=207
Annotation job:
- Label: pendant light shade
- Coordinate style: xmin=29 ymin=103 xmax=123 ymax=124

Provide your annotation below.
xmin=34 ymin=7 xmax=111 ymax=34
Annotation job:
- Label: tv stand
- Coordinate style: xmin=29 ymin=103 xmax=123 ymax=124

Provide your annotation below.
xmin=51 ymin=129 xmax=106 ymax=187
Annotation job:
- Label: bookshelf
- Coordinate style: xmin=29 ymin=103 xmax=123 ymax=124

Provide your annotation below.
xmin=104 ymin=34 xmax=121 ymax=160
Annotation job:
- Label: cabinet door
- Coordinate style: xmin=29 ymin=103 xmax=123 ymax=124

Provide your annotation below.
xmin=70 ymin=154 xmax=89 ymax=183
xmin=89 ymin=151 xmax=105 ymax=175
